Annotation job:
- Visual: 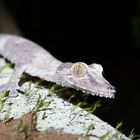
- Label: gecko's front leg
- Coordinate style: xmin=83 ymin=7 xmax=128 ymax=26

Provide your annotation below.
xmin=0 ymin=65 xmax=26 ymax=97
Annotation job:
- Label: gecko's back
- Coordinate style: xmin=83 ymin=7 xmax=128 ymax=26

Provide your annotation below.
xmin=0 ymin=34 xmax=57 ymax=66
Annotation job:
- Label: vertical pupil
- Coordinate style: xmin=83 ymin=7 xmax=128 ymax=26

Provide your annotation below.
xmin=71 ymin=63 xmax=86 ymax=78
xmin=76 ymin=65 xmax=81 ymax=75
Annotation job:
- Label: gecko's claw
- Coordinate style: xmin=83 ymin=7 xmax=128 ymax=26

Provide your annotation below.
xmin=0 ymin=82 xmax=20 ymax=97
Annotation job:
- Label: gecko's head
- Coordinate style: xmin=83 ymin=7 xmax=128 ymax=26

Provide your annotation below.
xmin=56 ymin=62 xmax=116 ymax=98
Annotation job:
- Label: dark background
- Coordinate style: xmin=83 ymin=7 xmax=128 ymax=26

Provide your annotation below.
xmin=1 ymin=0 xmax=140 ymax=136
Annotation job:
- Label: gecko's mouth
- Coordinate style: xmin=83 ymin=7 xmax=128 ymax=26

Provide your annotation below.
xmin=72 ymin=85 xmax=116 ymax=98
xmin=82 ymin=89 xmax=115 ymax=98
xmin=89 ymin=91 xmax=115 ymax=98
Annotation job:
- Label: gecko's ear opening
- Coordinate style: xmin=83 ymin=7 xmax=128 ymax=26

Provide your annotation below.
xmin=70 ymin=63 xmax=87 ymax=78
xmin=89 ymin=63 xmax=103 ymax=75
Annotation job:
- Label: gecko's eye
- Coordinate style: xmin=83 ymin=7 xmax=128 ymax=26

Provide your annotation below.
xmin=70 ymin=63 xmax=87 ymax=78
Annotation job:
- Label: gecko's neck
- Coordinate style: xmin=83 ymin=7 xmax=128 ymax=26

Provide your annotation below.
xmin=49 ymin=59 xmax=62 ymax=73
xmin=42 ymin=58 xmax=63 ymax=82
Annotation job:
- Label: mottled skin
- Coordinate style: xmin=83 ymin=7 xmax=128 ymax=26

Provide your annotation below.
xmin=0 ymin=34 xmax=116 ymax=98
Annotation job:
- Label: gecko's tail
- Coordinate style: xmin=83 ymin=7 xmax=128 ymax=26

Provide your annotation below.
xmin=0 ymin=0 xmax=21 ymax=35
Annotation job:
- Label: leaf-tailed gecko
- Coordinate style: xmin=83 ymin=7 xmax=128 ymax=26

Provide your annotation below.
xmin=0 ymin=34 xmax=116 ymax=98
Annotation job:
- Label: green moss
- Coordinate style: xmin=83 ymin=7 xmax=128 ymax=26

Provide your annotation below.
xmin=115 ymin=121 xmax=123 ymax=131
xmin=0 ymin=90 xmax=9 ymax=112
xmin=18 ymin=119 xmax=28 ymax=137
xmin=85 ymin=100 xmax=101 ymax=115
xmin=4 ymin=106 xmax=12 ymax=122
xmin=128 ymin=129 xmax=140 ymax=140
xmin=32 ymin=94 xmax=51 ymax=113
xmin=86 ymin=124 xmax=95 ymax=136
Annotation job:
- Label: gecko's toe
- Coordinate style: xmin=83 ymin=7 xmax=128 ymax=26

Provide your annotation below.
xmin=0 ymin=82 xmax=20 ymax=97
xmin=8 ymin=90 xmax=18 ymax=97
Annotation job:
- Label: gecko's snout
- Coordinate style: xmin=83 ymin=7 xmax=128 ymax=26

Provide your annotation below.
xmin=103 ymin=80 xmax=116 ymax=92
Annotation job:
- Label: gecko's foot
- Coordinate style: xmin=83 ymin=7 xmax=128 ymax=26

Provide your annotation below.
xmin=0 ymin=82 xmax=20 ymax=97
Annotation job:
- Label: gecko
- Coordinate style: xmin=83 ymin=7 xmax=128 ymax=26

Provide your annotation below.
xmin=0 ymin=34 xmax=116 ymax=98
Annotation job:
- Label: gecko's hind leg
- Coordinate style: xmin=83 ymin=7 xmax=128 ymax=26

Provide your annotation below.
xmin=0 ymin=65 xmax=27 ymax=97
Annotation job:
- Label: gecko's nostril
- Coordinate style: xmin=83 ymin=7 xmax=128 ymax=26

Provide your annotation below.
xmin=104 ymin=81 xmax=116 ymax=91
xmin=107 ymin=85 xmax=116 ymax=90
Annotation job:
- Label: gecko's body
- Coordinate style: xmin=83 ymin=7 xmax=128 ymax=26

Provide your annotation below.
xmin=0 ymin=34 xmax=116 ymax=98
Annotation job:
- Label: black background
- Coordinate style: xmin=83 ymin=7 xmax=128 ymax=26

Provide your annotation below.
xmin=2 ymin=0 xmax=140 ymax=135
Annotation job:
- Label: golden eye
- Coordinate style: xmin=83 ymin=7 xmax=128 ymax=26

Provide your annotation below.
xmin=71 ymin=63 xmax=86 ymax=78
